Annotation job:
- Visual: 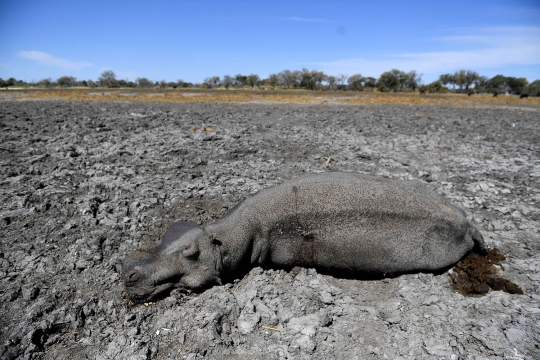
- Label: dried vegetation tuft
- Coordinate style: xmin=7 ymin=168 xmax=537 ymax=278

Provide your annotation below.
xmin=19 ymin=89 xmax=540 ymax=107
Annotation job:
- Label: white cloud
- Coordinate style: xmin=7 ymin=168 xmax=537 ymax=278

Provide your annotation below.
xmin=318 ymin=27 xmax=540 ymax=77
xmin=281 ymin=17 xmax=332 ymax=23
xmin=19 ymin=51 xmax=93 ymax=71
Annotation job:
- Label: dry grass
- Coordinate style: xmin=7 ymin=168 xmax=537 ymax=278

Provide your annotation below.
xmin=16 ymin=88 xmax=540 ymax=108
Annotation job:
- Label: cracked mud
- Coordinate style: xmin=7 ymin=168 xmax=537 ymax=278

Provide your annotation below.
xmin=1 ymin=99 xmax=539 ymax=359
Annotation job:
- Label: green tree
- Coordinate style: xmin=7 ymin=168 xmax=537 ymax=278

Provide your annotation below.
xmin=439 ymin=74 xmax=455 ymax=90
xmin=506 ymin=77 xmax=528 ymax=94
xmin=347 ymin=74 xmax=364 ymax=91
xmin=464 ymin=70 xmax=480 ymax=91
xmin=300 ymin=68 xmax=315 ymax=90
xmin=427 ymin=80 xmax=445 ymax=93
xmin=453 ymin=70 xmax=467 ymax=92
xmin=474 ymin=76 xmax=489 ymax=93
xmin=235 ymin=74 xmax=247 ymax=89
xmin=524 ymin=80 xmax=540 ymax=96
xmin=377 ymin=70 xmax=400 ymax=92
xmin=363 ymin=77 xmax=377 ymax=88
xmin=116 ymin=79 xmax=127 ymax=87
xmin=488 ymin=75 xmax=507 ymax=93
xmin=246 ymin=74 xmax=259 ymax=89
xmin=390 ymin=69 xmax=407 ymax=91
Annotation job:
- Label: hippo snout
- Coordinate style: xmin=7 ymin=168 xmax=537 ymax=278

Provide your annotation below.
xmin=121 ymin=250 xmax=185 ymax=302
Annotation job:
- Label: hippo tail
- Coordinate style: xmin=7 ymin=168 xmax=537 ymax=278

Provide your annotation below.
xmin=468 ymin=225 xmax=487 ymax=255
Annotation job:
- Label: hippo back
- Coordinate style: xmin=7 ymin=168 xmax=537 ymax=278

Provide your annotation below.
xmin=211 ymin=172 xmax=475 ymax=275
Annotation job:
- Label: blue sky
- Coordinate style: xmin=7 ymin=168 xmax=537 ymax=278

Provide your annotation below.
xmin=1 ymin=0 xmax=539 ymax=84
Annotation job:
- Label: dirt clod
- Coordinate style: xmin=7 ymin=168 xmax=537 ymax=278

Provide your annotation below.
xmin=451 ymin=248 xmax=523 ymax=295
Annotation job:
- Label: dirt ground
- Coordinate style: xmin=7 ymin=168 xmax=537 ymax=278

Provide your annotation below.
xmin=1 ymin=97 xmax=539 ymax=359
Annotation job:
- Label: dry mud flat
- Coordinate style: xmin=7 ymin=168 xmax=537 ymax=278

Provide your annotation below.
xmin=0 ymin=100 xmax=539 ymax=360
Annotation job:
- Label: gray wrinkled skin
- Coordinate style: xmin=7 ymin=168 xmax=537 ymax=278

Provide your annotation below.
xmin=122 ymin=172 xmax=484 ymax=302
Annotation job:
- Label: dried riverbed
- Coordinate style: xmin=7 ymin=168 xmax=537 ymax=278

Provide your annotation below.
xmin=1 ymin=100 xmax=539 ymax=359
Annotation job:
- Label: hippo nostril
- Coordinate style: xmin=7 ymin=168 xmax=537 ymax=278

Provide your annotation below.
xmin=127 ymin=270 xmax=141 ymax=283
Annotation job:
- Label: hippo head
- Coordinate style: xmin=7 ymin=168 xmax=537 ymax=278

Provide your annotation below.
xmin=121 ymin=221 xmax=223 ymax=303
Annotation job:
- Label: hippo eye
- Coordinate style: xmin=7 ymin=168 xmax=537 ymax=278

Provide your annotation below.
xmin=126 ymin=270 xmax=141 ymax=283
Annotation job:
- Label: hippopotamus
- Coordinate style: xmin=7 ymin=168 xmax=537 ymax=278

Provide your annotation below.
xmin=122 ymin=172 xmax=485 ymax=302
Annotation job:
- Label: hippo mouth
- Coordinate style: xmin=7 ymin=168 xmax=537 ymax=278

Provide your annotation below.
xmin=125 ymin=283 xmax=176 ymax=303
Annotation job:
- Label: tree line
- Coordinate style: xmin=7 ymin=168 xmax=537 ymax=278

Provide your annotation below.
xmin=1 ymin=69 xmax=539 ymax=96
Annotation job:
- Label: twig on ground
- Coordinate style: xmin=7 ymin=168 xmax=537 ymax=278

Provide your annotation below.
xmin=261 ymin=325 xmax=284 ymax=332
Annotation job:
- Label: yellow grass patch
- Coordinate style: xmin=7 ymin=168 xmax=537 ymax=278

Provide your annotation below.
xmin=18 ymin=89 xmax=540 ymax=108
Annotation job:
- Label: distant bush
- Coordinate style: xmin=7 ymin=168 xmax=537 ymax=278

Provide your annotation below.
xmin=524 ymin=80 xmax=540 ymax=96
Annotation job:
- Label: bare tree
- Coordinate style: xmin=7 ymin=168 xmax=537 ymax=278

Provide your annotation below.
xmin=57 ymin=76 xmax=77 ymax=87
xmin=222 ymin=75 xmax=233 ymax=90
xmin=246 ymin=74 xmax=259 ymax=89
xmin=204 ymin=76 xmax=221 ymax=89
xmin=326 ymin=75 xmax=337 ymax=91
xmin=338 ymin=74 xmax=348 ymax=90
xmin=292 ymin=70 xmax=303 ymax=89
xmin=278 ymin=70 xmax=293 ymax=89
xmin=38 ymin=78 xmax=53 ymax=88
xmin=268 ymin=73 xmax=279 ymax=90
xmin=464 ymin=70 xmax=480 ymax=91
xmin=99 ymin=70 xmax=116 ymax=87
xmin=136 ymin=77 xmax=153 ymax=88
xmin=405 ymin=71 xmax=422 ymax=92
xmin=453 ymin=70 xmax=467 ymax=92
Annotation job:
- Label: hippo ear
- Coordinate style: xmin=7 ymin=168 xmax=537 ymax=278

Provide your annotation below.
xmin=163 ymin=221 xmax=200 ymax=243
xmin=155 ymin=221 xmax=201 ymax=252
xmin=182 ymin=240 xmax=199 ymax=259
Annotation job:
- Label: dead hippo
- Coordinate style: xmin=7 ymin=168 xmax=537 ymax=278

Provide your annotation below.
xmin=122 ymin=172 xmax=485 ymax=302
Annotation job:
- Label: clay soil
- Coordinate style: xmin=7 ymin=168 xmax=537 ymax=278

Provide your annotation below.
xmin=1 ymin=94 xmax=539 ymax=359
